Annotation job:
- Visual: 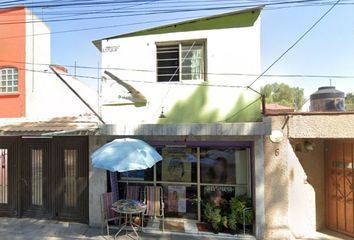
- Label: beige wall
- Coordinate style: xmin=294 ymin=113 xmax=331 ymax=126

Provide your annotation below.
xmin=288 ymin=114 xmax=354 ymax=138
xmin=264 ymin=116 xmax=328 ymax=239
xmin=291 ymin=139 xmax=325 ymax=230
xmin=264 ymin=116 xmax=293 ymax=239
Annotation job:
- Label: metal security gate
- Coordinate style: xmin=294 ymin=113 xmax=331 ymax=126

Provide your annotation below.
xmin=20 ymin=138 xmax=52 ymax=218
xmin=0 ymin=137 xmax=18 ymax=217
xmin=0 ymin=136 xmax=89 ymax=223
xmin=52 ymin=137 xmax=89 ymax=223
xmin=326 ymin=140 xmax=354 ymax=237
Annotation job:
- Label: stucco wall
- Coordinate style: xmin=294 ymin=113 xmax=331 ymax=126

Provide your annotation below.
xmin=264 ymin=116 xmax=292 ymax=239
xmin=88 ymin=136 xmax=109 ymax=227
xmin=99 ymin=16 xmax=261 ymax=124
xmin=0 ymin=7 xmax=26 ymax=117
xmin=264 ymin=115 xmax=334 ymax=239
xmin=291 ymin=139 xmax=325 ymax=230
xmin=288 ymin=114 xmax=354 ymax=138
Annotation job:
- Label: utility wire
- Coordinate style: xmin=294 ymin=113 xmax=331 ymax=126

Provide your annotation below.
xmin=2 ymin=59 xmax=354 ymax=80
xmin=247 ymin=0 xmax=341 ymax=88
xmin=0 ymin=0 xmax=345 ymax=25
xmin=220 ymin=0 xmax=342 ymax=122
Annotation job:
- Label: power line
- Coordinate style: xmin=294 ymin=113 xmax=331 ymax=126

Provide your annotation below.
xmin=2 ymin=59 xmax=354 ymax=80
xmin=0 ymin=0 xmax=347 ymax=25
xmin=247 ymin=0 xmax=341 ymax=88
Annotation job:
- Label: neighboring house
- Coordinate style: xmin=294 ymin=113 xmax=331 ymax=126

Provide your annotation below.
xmin=91 ymin=7 xmax=269 ymax=239
xmin=0 ymin=6 xmax=99 ymax=225
xmin=0 ymin=6 xmax=98 ymax=119
xmin=264 ymin=112 xmax=354 ymax=239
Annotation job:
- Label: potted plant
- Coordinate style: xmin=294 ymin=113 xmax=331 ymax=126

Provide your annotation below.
xmin=203 ymin=202 xmax=223 ymax=233
xmin=227 ymin=195 xmax=254 ymax=234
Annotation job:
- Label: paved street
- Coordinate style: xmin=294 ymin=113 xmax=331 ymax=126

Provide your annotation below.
xmin=0 ymin=217 xmax=251 ymax=240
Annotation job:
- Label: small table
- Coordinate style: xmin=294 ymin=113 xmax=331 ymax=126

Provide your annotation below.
xmin=112 ymin=199 xmax=147 ymax=239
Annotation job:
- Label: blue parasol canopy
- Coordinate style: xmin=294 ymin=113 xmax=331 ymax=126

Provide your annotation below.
xmin=91 ymin=138 xmax=162 ymax=172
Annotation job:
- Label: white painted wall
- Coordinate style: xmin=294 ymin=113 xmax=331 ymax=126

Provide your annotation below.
xmin=24 ymin=10 xmax=98 ymax=119
xmin=100 ymin=17 xmax=261 ymax=124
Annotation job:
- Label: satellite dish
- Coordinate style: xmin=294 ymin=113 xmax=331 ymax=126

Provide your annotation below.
xmin=270 ymin=130 xmax=284 ymax=143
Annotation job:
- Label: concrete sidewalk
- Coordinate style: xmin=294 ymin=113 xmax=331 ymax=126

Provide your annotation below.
xmin=0 ymin=217 xmax=252 ymax=240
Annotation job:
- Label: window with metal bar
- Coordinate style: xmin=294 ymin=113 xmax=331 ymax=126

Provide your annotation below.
xmin=31 ymin=149 xmax=43 ymax=206
xmin=156 ymin=42 xmax=205 ymax=82
xmin=0 ymin=68 xmax=18 ymax=93
xmin=64 ymin=149 xmax=77 ymax=208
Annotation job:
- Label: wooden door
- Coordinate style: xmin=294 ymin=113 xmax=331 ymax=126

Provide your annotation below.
xmin=326 ymin=140 xmax=354 ymax=237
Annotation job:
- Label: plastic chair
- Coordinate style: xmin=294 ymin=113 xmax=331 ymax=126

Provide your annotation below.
xmin=100 ymin=192 xmax=121 ymax=236
xmin=126 ymin=185 xmax=143 ymax=200
xmin=143 ymin=186 xmax=165 ymax=231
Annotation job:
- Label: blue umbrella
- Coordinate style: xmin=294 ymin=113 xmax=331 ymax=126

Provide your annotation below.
xmin=91 ymin=138 xmax=162 ymax=172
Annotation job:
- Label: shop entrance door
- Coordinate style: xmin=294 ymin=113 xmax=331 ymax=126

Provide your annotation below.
xmin=326 ymin=140 xmax=354 ymax=237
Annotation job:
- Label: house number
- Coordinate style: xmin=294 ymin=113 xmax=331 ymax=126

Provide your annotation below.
xmin=103 ymin=46 xmax=119 ymax=52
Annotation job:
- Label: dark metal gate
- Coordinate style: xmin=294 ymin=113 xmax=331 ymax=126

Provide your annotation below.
xmin=0 ymin=136 xmax=89 ymax=223
xmin=0 ymin=137 xmax=18 ymax=217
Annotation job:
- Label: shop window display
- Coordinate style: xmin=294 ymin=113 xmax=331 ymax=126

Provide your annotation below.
xmin=116 ymin=145 xmax=250 ymax=222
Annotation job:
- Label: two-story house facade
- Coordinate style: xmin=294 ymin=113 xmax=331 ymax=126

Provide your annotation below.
xmin=0 ymin=6 xmax=99 ymax=225
xmin=0 ymin=6 xmax=98 ymax=120
xmin=91 ymin=7 xmax=269 ymax=239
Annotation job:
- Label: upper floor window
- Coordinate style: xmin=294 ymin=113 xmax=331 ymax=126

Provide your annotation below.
xmin=0 ymin=68 xmax=18 ymax=93
xmin=157 ymin=41 xmax=205 ymax=82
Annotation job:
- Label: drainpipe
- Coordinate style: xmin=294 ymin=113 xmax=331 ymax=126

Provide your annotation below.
xmin=261 ymin=95 xmax=266 ymax=115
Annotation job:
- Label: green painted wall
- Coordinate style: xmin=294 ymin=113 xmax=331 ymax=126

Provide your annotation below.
xmin=158 ymin=85 xmax=262 ymax=124
xmin=93 ymin=7 xmax=262 ymax=50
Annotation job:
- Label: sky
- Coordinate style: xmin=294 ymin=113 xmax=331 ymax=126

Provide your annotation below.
xmin=5 ymin=0 xmax=354 ymax=106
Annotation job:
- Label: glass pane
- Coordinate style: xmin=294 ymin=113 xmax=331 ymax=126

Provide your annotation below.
xmin=0 ymin=149 xmax=8 ymax=204
xmin=200 ymin=148 xmax=236 ymax=184
xmin=235 ymin=150 xmax=248 ymax=184
xmin=64 ymin=149 xmax=77 ymax=208
xmin=163 ymin=184 xmax=198 ymax=219
xmin=119 ymin=167 xmax=153 ymax=181
xmin=118 ymin=183 xmax=144 ymax=201
xmin=31 ymin=149 xmax=43 ymax=206
xmin=181 ymin=44 xmax=204 ymax=80
xmin=7 ymin=87 xmax=12 ymax=92
xmin=13 ymin=87 xmax=18 ymax=92
xmin=158 ymin=147 xmax=197 ymax=183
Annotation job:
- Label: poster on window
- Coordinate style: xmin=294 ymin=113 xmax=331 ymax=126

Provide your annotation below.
xmin=168 ymin=186 xmax=186 ymax=213
xmin=200 ymin=148 xmax=236 ymax=184
xmin=120 ymin=170 xmax=144 ymax=180
xmin=202 ymin=185 xmax=235 ymax=207
xmin=161 ymin=148 xmax=191 ymax=182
